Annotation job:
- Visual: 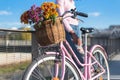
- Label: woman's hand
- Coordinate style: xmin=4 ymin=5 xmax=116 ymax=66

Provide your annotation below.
xmin=70 ymin=30 xmax=84 ymax=54
xmin=69 ymin=31 xmax=82 ymax=46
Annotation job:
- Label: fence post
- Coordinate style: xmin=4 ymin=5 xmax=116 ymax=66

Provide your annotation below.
xmin=32 ymin=32 xmax=39 ymax=60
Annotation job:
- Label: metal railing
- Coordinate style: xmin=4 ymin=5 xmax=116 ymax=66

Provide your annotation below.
xmin=0 ymin=29 xmax=33 ymax=80
xmin=88 ymin=36 xmax=120 ymax=59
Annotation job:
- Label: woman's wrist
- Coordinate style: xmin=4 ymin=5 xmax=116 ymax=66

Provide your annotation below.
xmin=69 ymin=31 xmax=79 ymax=39
xmin=69 ymin=30 xmax=75 ymax=35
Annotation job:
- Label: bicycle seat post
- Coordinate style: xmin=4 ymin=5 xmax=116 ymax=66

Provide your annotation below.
xmin=81 ymin=30 xmax=88 ymax=79
xmin=84 ymin=33 xmax=88 ymax=55
xmin=81 ymin=28 xmax=88 ymax=55
xmin=80 ymin=27 xmax=94 ymax=78
xmin=80 ymin=27 xmax=94 ymax=54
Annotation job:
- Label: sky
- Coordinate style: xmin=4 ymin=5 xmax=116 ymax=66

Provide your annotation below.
xmin=0 ymin=0 xmax=120 ymax=29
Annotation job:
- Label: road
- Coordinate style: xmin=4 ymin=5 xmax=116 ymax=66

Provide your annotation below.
xmin=109 ymin=53 xmax=120 ymax=80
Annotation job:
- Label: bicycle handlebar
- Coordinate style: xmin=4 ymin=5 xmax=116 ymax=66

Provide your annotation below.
xmin=75 ymin=11 xmax=88 ymax=17
xmin=71 ymin=8 xmax=88 ymax=18
xmin=61 ymin=8 xmax=88 ymax=18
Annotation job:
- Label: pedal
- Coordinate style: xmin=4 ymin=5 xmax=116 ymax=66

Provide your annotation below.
xmin=94 ymin=68 xmax=101 ymax=73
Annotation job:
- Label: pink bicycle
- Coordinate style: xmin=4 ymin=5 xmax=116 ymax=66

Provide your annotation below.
xmin=22 ymin=9 xmax=110 ymax=80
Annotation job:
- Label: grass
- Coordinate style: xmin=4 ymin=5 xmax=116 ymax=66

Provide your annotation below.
xmin=0 ymin=61 xmax=31 ymax=74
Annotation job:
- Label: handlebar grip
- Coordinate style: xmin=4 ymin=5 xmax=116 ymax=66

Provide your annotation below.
xmin=76 ymin=12 xmax=88 ymax=18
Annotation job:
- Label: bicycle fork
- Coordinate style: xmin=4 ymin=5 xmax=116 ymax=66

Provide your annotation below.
xmin=53 ymin=55 xmax=61 ymax=80
xmin=52 ymin=50 xmax=65 ymax=80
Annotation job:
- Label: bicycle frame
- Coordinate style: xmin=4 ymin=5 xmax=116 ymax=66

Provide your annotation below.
xmin=45 ymin=31 xmax=108 ymax=80
xmin=38 ymin=9 xmax=108 ymax=79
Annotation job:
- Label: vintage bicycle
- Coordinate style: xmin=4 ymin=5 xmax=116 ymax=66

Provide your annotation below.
xmin=22 ymin=9 xmax=110 ymax=80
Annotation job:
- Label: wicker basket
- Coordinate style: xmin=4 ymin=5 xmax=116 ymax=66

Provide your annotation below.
xmin=34 ymin=17 xmax=65 ymax=46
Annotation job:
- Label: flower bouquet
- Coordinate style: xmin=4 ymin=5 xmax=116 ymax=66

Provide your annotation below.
xmin=20 ymin=2 xmax=65 ymax=46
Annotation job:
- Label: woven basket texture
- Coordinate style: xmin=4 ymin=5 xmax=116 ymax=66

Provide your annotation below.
xmin=34 ymin=17 xmax=65 ymax=46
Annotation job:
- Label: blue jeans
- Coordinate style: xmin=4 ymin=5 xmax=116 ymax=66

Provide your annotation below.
xmin=65 ymin=25 xmax=84 ymax=68
xmin=71 ymin=24 xmax=81 ymax=38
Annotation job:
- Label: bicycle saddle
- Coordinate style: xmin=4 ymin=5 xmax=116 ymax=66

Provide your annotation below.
xmin=80 ymin=27 xmax=94 ymax=34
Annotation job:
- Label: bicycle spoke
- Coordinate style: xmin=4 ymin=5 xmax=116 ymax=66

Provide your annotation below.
xmin=32 ymin=71 xmax=42 ymax=80
xmin=31 ymin=67 xmax=46 ymax=80
xmin=42 ymin=59 xmax=54 ymax=78
xmin=34 ymin=66 xmax=46 ymax=80
xmin=64 ymin=65 xmax=76 ymax=80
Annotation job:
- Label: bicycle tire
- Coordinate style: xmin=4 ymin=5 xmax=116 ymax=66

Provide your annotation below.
xmin=92 ymin=47 xmax=110 ymax=80
xmin=22 ymin=54 xmax=81 ymax=80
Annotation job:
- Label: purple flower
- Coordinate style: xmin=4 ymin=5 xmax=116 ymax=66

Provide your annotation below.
xmin=28 ymin=5 xmax=42 ymax=23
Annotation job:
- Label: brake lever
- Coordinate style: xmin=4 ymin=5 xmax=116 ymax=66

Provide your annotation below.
xmin=71 ymin=8 xmax=76 ymax=12
xmin=78 ymin=18 xmax=84 ymax=23
xmin=71 ymin=16 xmax=84 ymax=23
xmin=61 ymin=11 xmax=71 ymax=17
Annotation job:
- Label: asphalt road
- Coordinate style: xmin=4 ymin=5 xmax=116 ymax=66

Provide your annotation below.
xmin=109 ymin=53 xmax=120 ymax=80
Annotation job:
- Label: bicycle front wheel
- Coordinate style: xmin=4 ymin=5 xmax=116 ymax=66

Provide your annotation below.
xmin=92 ymin=47 xmax=110 ymax=80
xmin=22 ymin=54 xmax=81 ymax=80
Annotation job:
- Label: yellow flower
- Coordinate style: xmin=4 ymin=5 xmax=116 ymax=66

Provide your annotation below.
xmin=56 ymin=4 xmax=60 ymax=8
xmin=49 ymin=2 xmax=54 ymax=6
xmin=55 ymin=12 xmax=58 ymax=16
xmin=41 ymin=2 xmax=48 ymax=10
xmin=44 ymin=14 xmax=50 ymax=19
xmin=20 ymin=2 xmax=59 ymax=24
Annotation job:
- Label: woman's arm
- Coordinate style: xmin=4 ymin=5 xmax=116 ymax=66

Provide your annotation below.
xmin=56 ymin=0 xmax=73 ymax=32
xmin=56 ymin=0 xmax=65 ymax=16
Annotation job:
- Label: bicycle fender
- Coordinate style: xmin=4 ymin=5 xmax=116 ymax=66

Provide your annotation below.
xmin=89 ymin=45 xmax=108 ymax=59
